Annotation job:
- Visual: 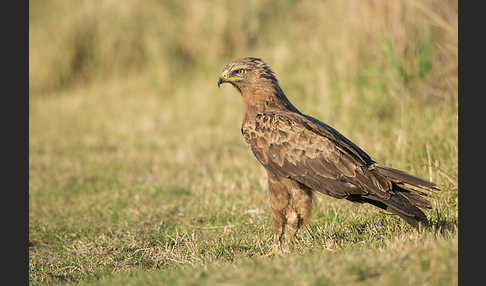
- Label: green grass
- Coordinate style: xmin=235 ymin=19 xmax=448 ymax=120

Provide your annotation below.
xmin=30 ymin=1 xmax=457 ymax=285
xmin=29 ymin=74 xmax=457 ymax=285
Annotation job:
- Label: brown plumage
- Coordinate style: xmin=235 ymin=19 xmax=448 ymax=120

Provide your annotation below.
xmin=217 ymin=57 xmax=438 ymax=254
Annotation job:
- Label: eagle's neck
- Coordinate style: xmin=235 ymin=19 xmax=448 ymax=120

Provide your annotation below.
xmin=239 ymin=79 xmax=301 ymax=118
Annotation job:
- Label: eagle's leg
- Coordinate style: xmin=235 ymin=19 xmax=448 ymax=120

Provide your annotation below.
xmin=282 ymin=183 xmax=313 ymax=252
xmin=266 ymin=173 xmax=288 ymax=256
xmin=265 ymin=212 xmax=285 ymax=256
xmin=266 ymin=172 xmax=313 ymax=255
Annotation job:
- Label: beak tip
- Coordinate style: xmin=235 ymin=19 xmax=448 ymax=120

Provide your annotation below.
xmin=217 ymin=77 xmax=224 ymax=88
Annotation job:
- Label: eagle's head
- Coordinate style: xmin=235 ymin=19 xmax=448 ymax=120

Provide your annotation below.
xmin=217 ymin=57 xmax=298 ymax=113
xmin=217 ymin=57 xmax=277 ymax=90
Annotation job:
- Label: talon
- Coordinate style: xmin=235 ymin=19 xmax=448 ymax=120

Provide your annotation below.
xmin=265 ymin=245 xmax=284 ymax=257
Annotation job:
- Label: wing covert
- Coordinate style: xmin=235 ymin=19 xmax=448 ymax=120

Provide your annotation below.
xmin=246 ymin=112 xmax=392 ymax=199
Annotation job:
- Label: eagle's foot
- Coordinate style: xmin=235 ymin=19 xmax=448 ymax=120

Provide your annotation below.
xmin=265 ymin=245 xmax=283 ymax=257
xmin=265 ymin=244 xmax=289 ymax=257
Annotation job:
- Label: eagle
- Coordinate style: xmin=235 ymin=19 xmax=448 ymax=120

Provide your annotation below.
xmin=217 ymin=57 xmax=438 ymax=255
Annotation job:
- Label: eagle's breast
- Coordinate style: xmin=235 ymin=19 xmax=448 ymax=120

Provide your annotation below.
xmin=242 ymin=112 xmax=297 ymax=167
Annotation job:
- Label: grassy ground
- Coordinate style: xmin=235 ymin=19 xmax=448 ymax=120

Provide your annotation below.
xmin=30 ymin=1 xmax=457 ymax=285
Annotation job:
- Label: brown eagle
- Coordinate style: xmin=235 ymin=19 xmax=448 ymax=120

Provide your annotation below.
xmin=217 ymin=57 xmax=437 ymax=255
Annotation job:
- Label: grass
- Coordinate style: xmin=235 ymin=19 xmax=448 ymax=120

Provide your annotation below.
xmin=30 ymin=0 xmax=457 ymax=285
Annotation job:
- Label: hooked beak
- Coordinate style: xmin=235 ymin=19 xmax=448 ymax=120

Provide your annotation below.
xmin=217 ymin=76 xmax=225 ymax=88
xmin=218 ymin=69 xmax=243 ymax=88
xmin=217 ymin=70 xmax=230 ymax=88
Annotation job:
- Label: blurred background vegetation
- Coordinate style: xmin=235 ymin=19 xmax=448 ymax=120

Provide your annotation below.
xmin=29 ymin=0 xmax=457 ymax=99
xmin=29 ymin=1 xmax=457 ymax=285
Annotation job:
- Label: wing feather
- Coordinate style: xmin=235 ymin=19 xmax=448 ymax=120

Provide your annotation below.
xmin=247 ymin=111 xmax=394 ymax=199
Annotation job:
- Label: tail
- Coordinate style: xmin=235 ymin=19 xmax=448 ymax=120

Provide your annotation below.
xmin=350 ymin=164 xmax=438 ymax=228
xmin=373 ymin=164 xmax=438 ymax=190
xmin=375 ymin=164 xmax=438 ymax=228
xmin=364 ymin=191 xmax=430 ymax=228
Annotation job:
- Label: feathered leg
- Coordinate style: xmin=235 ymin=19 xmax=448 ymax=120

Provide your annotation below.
xmin=283 ymin=185 xmax=313 ymax=252
xmin=266 ymin=172 xmax=313 ymax=255
xmin=266 ymin=173 xmax=288 ymax=256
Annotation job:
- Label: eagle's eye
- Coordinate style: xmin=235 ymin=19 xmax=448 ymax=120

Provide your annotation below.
xmin=233 ymin=69 xmax=246 ymax=76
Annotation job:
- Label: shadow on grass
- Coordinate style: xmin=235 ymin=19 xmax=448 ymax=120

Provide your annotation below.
xmin=427 ymin=216 xmax=457 ymax=235
xmin=308 ymin=212 xmax=457 ymax=248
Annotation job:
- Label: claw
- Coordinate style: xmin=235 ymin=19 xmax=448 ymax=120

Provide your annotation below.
xmin=265 ymin=244 xmax=287 ymax=257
